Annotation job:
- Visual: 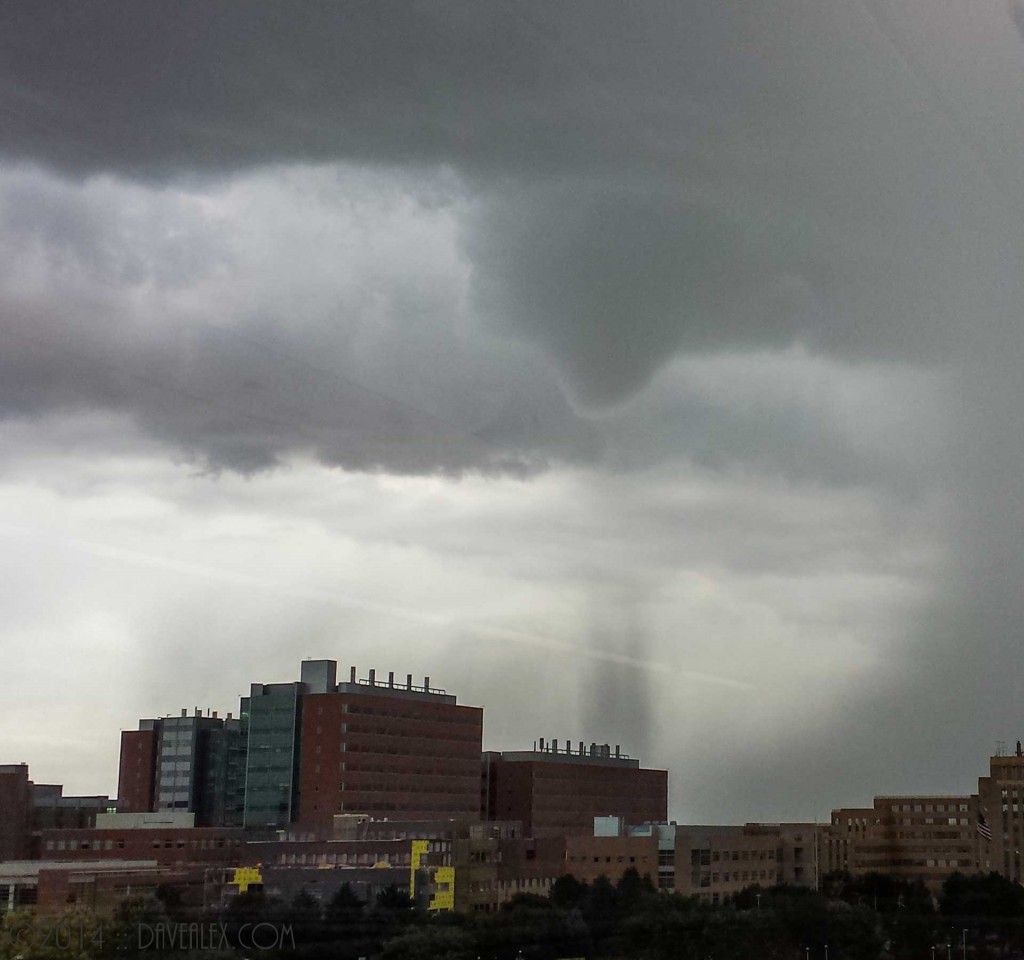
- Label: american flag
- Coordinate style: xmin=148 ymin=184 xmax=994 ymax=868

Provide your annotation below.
xmin=977 ymin=807 xmax=993 ymax=842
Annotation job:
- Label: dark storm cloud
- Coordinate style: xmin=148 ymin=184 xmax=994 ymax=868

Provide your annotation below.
xmin=5 ymin=0 xmax=1015 ymax=408
xmin=467 ymin=180 xmax=810 ymax=407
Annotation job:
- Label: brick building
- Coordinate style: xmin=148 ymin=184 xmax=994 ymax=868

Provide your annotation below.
xmin=0 ymin=765 xmax=114 ymax=862
xmin=0 ymin=764 xmax=32 ymax=861
xmin=37 ymin=824 xmax=247 ymax=866
xmin=298 ymin=665 xmax=483 ymax=830
xmin=482 ymin=740 xmax=667 ymax=838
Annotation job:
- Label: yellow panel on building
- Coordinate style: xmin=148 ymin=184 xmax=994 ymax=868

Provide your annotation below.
xmin=232 ymin=866 xmax=263 ymax=893
xmin=428 ymin=865 xmax=455 ymax=912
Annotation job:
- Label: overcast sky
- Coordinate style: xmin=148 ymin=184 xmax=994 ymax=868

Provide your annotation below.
xmin=3 ymin=0 xmax=1024 ymax=823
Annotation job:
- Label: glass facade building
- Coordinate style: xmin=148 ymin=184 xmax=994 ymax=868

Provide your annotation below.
xmin=242 ymin=683 xmax=303 ymax=829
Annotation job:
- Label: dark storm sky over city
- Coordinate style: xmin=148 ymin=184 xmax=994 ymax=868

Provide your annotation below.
xmin=2 ymin=0 xmax=1024 ymax=822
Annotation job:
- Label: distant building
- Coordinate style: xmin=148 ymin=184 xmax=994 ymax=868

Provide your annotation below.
xmin=117 ymin=709 xmax=246 ymax=828
xmin=0 ymin=765 xmax=115 ymax=862
xmin=242 ymin=681 xmax=303 ymax=829
xmin=827 ymin=795 xmax=977 ymax=890
xmin=827 ymin=806 xmax=875 ymax=875
xmin=297 ymin=663 xmax=483 ymax=830
xmin=481 ymin=738 xmax=668 ymax=838
xmin=242 ymin=660 xmax=484 ymax=831
xmin=0 ymin=764 xmax=32 ymax=861
xmin=975 ymin=744 xmax=1024 ymax=880
xmin=674 ymin=823 xmax=827 ymax=904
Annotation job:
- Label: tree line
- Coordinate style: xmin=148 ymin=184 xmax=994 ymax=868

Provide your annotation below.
xmin=4 ymin=869 xmax=1024 ymax=959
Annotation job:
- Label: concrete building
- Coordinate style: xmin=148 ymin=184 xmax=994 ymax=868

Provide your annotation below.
xmin=976 ymin=745 xmax=1024 ymax=881
xmin=674 ymin=822 xmax=828 ymax=904
xmin=827 ymin=807 xmax=876 ymax=875
xmin=827 ymin=795 xmax=977 ymax=890
xmin=481 ymin=739 xmax=667 ymax=838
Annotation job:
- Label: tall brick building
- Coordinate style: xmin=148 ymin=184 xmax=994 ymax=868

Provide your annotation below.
xmin=0 ymin=764 xmax=32 ymax=860
xmin=297 ymin=664 xmax=483 ymax=830
xmin=482 ymin=740 xmax=668 ymax=838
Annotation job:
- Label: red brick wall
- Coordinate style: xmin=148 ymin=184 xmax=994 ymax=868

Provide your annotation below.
xmin=0 ymin=765 xmax=32 ymax=859
xmin=298 ymin=692 xmax=483 ymax=829
xmin=564 ymin=834 xmax=659 ymax=883
xmin=117 ymin=730 xmax=157 ymax=813
xmin=38 ymin=828 xmax=246 ymax=865
xmin=486 ymin=760 xmax=668 ymax=838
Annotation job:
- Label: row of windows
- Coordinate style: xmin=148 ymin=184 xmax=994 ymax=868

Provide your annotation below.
xmin=331 ymin=726 xmax=480 ymax=745
xmin=566 ymin=854 xmax=642 ymax=864
xmin=333 ymin=760 xmax=477 ymax=775
xmin=692 ymin=849 xmax=777 ymax=864
xmin=328 ymin=781 xmax=477 ymax=794
xmin=274 ymin=851 xmax=413 ymax=867
xmin=334 ymin=742 xmax=478 ymax=760
xmin=42 ymin=836 xmax=240 ymax=852
xmin=46 ymin=839 xmax=125 ymax=851
xmin=888 ymin=817 xmax=968 ymax=827
xmin=334 ymin=800 xmax=470 ymax=812
xmin=328 ymin=703 xmax=479 ymax=726
xmin=470 ymin=877 xmax=552 ymax=894
xmin=888 ymin=802 xmax=969 ymax=813
xmin=702 ymin=870 xmax=779 ymax=885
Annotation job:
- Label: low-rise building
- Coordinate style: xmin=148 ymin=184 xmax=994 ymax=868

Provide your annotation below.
xmin=482 ymin=739 xmax=668 ymax=838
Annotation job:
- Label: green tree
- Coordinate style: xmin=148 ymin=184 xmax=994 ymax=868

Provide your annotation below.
xmin=0 ymin=908 xmax=106 ymax=960
xmin=549 ymin=874 xmax=588 ymax=909
xmin=326 ymin=881 xmax=365 ymax=924
xmin=941 ymin=871 xmax=1024 ymax=917
xmin=376 ymin=884 xmax=415 ymax=912
xmin=380 ymin=925 xmax=475 ymax=960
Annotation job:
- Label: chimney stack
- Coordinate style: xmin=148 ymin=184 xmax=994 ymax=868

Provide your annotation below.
xmin=388 ymin=671 xmax=394 ymax=687
xmin=368 ymin=668 xmax=376 ymax=684
xmin=350 ymin=666 xmax=357 ymax=683
xmin=406 ymin=674 xmax=413 ymax=689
